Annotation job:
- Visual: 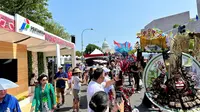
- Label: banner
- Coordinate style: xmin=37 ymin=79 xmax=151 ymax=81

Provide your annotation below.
xmin=137 ymin=28 xmax=169 ymax=52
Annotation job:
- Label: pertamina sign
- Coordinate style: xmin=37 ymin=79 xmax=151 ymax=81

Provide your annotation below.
xmin=15 ymin=14 xmax=45 ymax=40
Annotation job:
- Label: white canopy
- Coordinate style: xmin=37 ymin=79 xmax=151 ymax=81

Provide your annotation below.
xmin=93 ymin=60 xmax=107 ymax=63
xmin=91 ymin=49 xmax=103 ymax=55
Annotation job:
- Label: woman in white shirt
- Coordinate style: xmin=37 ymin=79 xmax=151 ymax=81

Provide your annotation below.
xmin=30 ymin=73 xmax=38 ymax=94
xmin=72 ymin=67 xmax=84 ymax=112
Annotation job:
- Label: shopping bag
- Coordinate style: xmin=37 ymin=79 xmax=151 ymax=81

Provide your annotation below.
xmin=139 ymin=79 xmax=143 ymax=87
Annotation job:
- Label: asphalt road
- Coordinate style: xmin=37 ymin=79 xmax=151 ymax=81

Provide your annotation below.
xmin=56 ymin=77 xmax=149 ymax=112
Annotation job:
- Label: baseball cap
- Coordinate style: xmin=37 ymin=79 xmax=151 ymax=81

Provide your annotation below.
xmin=103 ymin=67 xmax=110 ymax=73
xmin=58 ymin=66 xmax=63 ymax=69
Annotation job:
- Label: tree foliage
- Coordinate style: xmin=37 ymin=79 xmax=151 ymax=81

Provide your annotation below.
xmin=173 ymin=24 xmax=180 ymax=29
xmin=84 ymin=44 xmax=102 ymax=54
xmin=0 ymin=0 xmax=52 ymax=26
xmin=44 ymin=20 xmax=70 ymax=41
xmin=0 ymin=0 xmax=70 ymax=40
xmin=76 ymin=51 xmax=81 ymax=57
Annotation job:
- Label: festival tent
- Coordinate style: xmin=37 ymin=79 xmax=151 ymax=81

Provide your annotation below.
xmin=84 ymin=49 xmax=108 ymax=59
xmin=91 ymin=49 xmax=103 ymax=55
xmin=93 ymin=59 xmax=107 ymax=63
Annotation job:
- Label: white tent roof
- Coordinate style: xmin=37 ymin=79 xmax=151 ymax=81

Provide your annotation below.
xmin=91 ymin=49 xmax=103 ymax=55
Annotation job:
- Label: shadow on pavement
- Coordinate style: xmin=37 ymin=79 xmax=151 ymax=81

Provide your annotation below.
xmin=81 ymin=89 xmax=87 ymax=92
xmin=80 ymin=95 xmax=88 ymax=109
xmin=56 ymin=107 xmax=72 ymax=111
xmin=136 ymin=104 xmax=149 ymax=112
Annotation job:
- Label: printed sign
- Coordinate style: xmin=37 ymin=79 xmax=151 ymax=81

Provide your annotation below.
xmin=45 ymin=33 xmax=74 ymax=49
xmin=15 ymin=14 xmax=45 ymax=40
xmin=0 ymin=11 xmax=14 ymax=31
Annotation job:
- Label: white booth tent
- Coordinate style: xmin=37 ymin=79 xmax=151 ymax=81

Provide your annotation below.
xmin=91 ymin=49 xmax=103 ymax=55
xmin=0 ymin=11 xmax=75 ymax=71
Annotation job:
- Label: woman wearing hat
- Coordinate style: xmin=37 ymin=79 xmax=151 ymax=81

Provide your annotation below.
xmin=72 ymin=67 xmax=84 ymax=112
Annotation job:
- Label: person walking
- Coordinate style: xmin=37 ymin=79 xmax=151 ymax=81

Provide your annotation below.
xmin=88 ymin=67 xmax=95 ymax=83
xmin=30 ymin=73 xmax=38 ymax=95
xmin=31 ymin=74 xmax=56 ymax=112
xmin=83 ymin=68 xmax=89 ymax=85
xmin=103 ymin=67 xmax=116 ymax=109
xmin=54 ymin=66 xmax=68 ymax=108
xmin=0 ymin=78 xmax=21 ymax=112
xmin=89 ymin=91 xmax=124 ymax=112
xmin=66 ymin=67 xmax=73 ymax=95
xmin=0 ymin=90 xmax=21 ymax=112
xmin=115 ymin=71 xmax=135 ymax=112
xmin=87 ymin=68 xmax=120 ymax=112
xmin=72 ymin=67 xmax=84 ymax=112
xmin=130 ymin=61 xmax=141 ymax=93
xmin=30 ymin=73 xmax=38 ymax=86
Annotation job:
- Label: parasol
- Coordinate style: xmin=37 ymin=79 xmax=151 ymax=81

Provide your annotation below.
xmin=0 ymin=78 xmax=19 ymax=90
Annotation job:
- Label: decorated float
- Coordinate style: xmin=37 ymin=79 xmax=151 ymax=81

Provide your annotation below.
xmin=139 ymin=26 xmax=200 ymax=111
xmin=137 ymin=28 xmax=171 ymax=53
xmin=113 ymin=41 xmax=136 ymax=72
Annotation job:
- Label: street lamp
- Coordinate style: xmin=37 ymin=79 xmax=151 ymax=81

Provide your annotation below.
xmin=81 ymin=28 xmax=93 ymax=62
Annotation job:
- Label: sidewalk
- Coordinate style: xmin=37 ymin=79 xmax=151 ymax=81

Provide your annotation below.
xmin=21 ymin=103 xmax=32 ymax=112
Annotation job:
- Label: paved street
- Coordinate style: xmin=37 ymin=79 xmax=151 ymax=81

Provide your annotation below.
xmin=56 ymin=77 xmax=149 ymax=112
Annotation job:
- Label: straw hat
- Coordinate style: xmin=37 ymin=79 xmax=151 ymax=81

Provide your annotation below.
xmin=68 ymin=67 xmax=73 ymax=72
xmin=73 ymin=68 xmax=82 ymax=73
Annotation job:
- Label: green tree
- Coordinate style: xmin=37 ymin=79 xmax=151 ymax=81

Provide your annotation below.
xmin=44 ymin=20 xmax=70 ymax=41
xmin=84 ymin=44 xmax=102 ymax=54
xmin=0 ymin=0 xmax=52 ymax=26
xmin=0 ymin=0 xmax=70 ymax=40
xmin=173 ymin=24 xmax=180 ymax=28
xmin=76 ymin=51 xmax=81 ymax=57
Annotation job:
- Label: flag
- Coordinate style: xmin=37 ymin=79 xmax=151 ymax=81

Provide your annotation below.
xmin=114 ymin=40 xmax=120 ymax=47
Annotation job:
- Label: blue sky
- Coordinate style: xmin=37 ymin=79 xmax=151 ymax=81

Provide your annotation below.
xmin=48 ymin=0 xmax=197 ymax=51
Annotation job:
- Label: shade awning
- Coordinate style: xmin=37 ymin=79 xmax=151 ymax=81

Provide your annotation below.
xmin=44 ymin=48 xmax=74 ymax=56
xmin=91 ymin=49 xmax=103 ymax=55
xmin=0 ymin=28 xmax=28 ymax=43
xmin=0 ymin=28 xmax=73 ymax=52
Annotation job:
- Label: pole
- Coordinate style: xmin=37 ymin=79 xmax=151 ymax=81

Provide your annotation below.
xmin=81 ymin=28 xmax=93 ymax=63
xmin=56 ymin=44 xmax=61 ymax=69
xmin=81 ymin=30 xmax=84 ymax=63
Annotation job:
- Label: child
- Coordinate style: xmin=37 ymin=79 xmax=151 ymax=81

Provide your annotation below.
xmin=72 ymin=67 xmax=84 ymax=112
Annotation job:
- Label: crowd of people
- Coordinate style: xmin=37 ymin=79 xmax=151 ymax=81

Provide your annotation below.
xmin=0 ymin=57 xmax=144 ymax=112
